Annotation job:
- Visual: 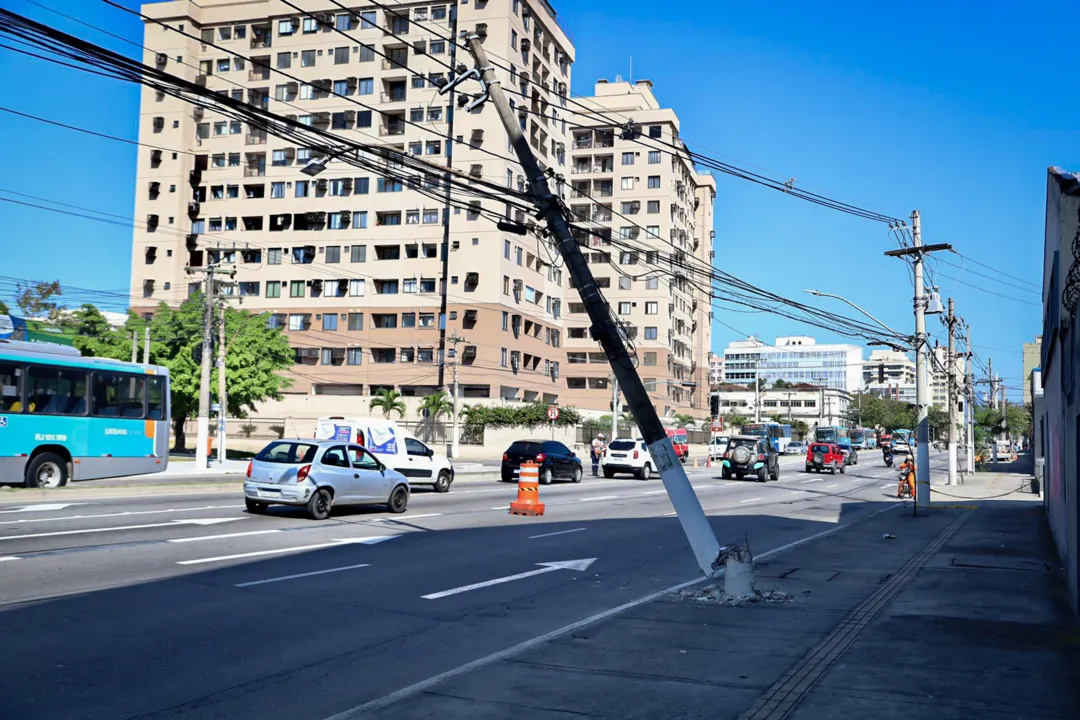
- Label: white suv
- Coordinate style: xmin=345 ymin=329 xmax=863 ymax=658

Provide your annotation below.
xmin=601 ymin=438 xmax=655 ymax=479
xmin=707 ymin=436 xmax=731 ymax=461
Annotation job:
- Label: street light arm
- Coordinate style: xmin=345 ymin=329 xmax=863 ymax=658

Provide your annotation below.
xmin=804 ymin=289 xmax=904 ymax=338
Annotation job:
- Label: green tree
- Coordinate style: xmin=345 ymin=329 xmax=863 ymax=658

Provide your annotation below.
xmin=772 ymin=379 xmax=792 ymax=389
xmin=769 ymin=412 xmax=785 ymax=423
xmin=792 ymin=419 xmax=810 ymax=440
xmin=16 ymin=280 xmax=64 ymax=322
xmin=417 ymin=390 xmax=453 ymax=421
xmin=0 ymin=299 xmax=8 ymax=315
xmin=746 ymin=378 xmax=767 ymax=392
xmin=673 ymin=412 xmax=695 ymax=428
xmin=370 ymin=388 xmax=406 ymax=418
xmin=726 ymin=413 xmax=748 ymax=432
xmin=66 ymin=304 xmax=129 ymax=359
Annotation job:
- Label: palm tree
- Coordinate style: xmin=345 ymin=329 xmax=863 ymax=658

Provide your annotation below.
xmin=417 ymin=390 xmax=453 ymax=421
xmin=673 ymin=413 xmax=696 ymax=428
xmin=727 ymin=414 xmax=748 ymax=432
xmin=369 ymin=388 xmax=406 ymax=418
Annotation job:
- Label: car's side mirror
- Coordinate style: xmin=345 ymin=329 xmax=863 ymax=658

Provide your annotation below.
xmin=426 ymin=448 xmax=434 ymax=457
xmin=570 ymin=451 xmax=576 ymax=458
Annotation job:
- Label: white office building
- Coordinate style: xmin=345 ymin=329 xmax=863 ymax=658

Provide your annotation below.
xmin=721 ymin=336 xmax=864 ymax=393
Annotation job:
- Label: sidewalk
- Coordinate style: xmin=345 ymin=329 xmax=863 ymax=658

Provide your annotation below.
xmin=364 ymin=481 xmax=1080 ymax=719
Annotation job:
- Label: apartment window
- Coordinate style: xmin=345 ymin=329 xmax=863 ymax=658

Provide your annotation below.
xmin=358 ymin=78 xmax=374 ymax=95
xmin=301 ymin=50 xmax=316 ymax=67
xmin=355 ymin=177 xmax=370 ymax=194
xmin=648 ymin=151 xmax=661 ymax=164
xmin=228 ymin=153 xmax=240 ymax=166
xmin=377 ymin=212 xmax=401 ymax=226
xmin=419 ymin=278 xmax=436 ymax=293
xmin=359 ymin=11 xmax=377 ymax=28
xmin=356 ymin=110 xmax=372 ymax=127
xmin=425 ymin=140 xmax=441 ymax=155
xmin=229 ymin=121 xmax=242 ymax=135
xmin=621 ymin=152 xmax=635 ymax=165
xmin=288 ymin=314 xmax=307 ymax=331
xmin=516 ymin=247 xmax=523 ymax=266
xmin=272 ymin=149 xmax=289 ymax=166
xmin=398 ymin=312 xmax=415 ymax=329
xmin=358 ymin=43 xmax=375 ymax=62
xmin=619 ymin=276 xmax=632 ymax=291
xmin=645 ymin=301 xmax=658 ymax=315
xmin=503 ymin=240 xmax=511 ymax=259
xmin=372 ymin=349 xmax=395 ymax=363
xmin=290 ymin=281 xmax=305 ymax=298
xmin=644 ymin=326 xmax=658 ymax=340
xmin=209 ymin=217 xmax=223 ymax=232
xmin=294 ymin=180 xmax=309 ymax=198
xmin=647 ymin=200 xmax=660 ymax=214
xmin=503 ymin=276 xmax=510 ymax=295
xmin=373 ymin=314 xmax=397 ymax=329
xmin=214 ymin=121 xmax=227 ymax=136
xmin=423 ymin=209 xmax=439 ymax=223
xmin=429 ymin=40 xmax=445 ymax=54
xmin=646 ymin=225 xmax=660 ymax=238
xmin=502 ymin=311 xmax=509 ymax=331
xmin=302 ymin=17 xmax=319 ymax=33
xmin=417 ymin=348 xmax=434 ymax=363
xmin=619 ymin=251 xmax=638 ymax=264
xmin=377 ymin=178 xmax=402 ymax=193
xmin=400 ymin=348 xmax=415 ymax=363
xmin=278 ymin=19 xmax=295 ymax=36
xmin=428 ymin=106 xmax=443 ymax=122
xmin=432 ymin=6 xmax=446 ymax=19
xmin=226 ymin=185 xmax=239 ymax=198
xmin=501 ymin=348 xmax=508 ymax=367
xmin=329 ymin=178 xmax=349 ymax=196
xmin=271 ymin=182 xmax=285 ymax=198
xmin=322 ymin=314 xmax=338 ymax=331
xmin=406 ymin=210 xmax=420 ymax=225
xmin=617 ymin=302 xmax=632 ymax=315
xmin=621 ymin=177 xmax=636 ymax=191
xmin=377 ymin=280 xmax=399 ymax=294
xmin=268 ymin=248 xmax=282 ymax=265
xmin=648 ymin=125 xmax=662 ymax=138
xmin=265 ymin=282 xmax=281 ymax=298
xmin=648 ymin=176 xmax=661 ymax=189
xmin=644 ymin=352 xmax=657 ymax=366
xmin=411 ymin=75 xmax=426 ymax=89
xmin=352 ymin=211 xmax=368 ymax=228
xmin=347 ymin=312 xmax=363 ymax=331
xmin=325 ymin=246 xmax=341 ymax=263
xmin=346 ymin=348 xmax=363 ymax=365
xmin=349 ymin=279 xmax=365 ymax=296
xmin=216 ymin=58 xmax=230 ymax=73
xmin=299 ymin=83 xmax=315 ymax=100
xmin=645 ymin=277 xmax=659 ymax=290
xmin=276 ymin=52 xmax=291 ymax=69
xmin=333 ymin=47 xmax=349 ymax=64
xmin=419 ymin=313 xmax=435 ymax=328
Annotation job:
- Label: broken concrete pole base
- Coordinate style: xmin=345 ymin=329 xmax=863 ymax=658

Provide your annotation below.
xmin=719 ymin=539 xmax=754 ymax=599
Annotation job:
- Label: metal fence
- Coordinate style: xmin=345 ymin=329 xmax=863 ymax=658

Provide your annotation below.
xmin=576 ymin=422 xmax=709 ymax=445
xmin=185 ymin=418 xmax=485 ymax=445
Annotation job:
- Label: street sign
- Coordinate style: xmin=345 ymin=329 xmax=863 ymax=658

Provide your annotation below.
xmin=546 ymin=406 xmax=560 ymax=421
xmin=210 ymin=403 xmax=221 ymax=413
xmin=711 ymin=417 xmax=724 ymax=433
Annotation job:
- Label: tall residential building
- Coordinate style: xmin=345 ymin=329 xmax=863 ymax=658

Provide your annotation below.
xmin=721 ymin=336 xmax=863 ymax=393
xmin=862 ymin=348 xmax=916 ymax=403
xmin=562 ymin=79 xmax=715 ymax=418
xmin=708 ymin=352 xmax=724 ymax=389
xmin=130 ymin=0 xmax=579 ymax=404
xmin=930 ymin=345 xmax=966 ymax=411
xmin=1023 ymin=335 xmax=1042 ymax=405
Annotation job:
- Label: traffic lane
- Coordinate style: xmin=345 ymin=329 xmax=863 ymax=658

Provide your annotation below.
xmin=0 ymin=491 xmax=898 ymax=720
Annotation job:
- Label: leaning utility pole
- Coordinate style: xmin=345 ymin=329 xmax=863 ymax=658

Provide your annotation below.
xmin=186 ymin=267 xmax=216 ymax=470
xmin=130 ymin=330 xmax=138 ymax=363
xmin=434 ymin=2 xmax=460 ymax=390
xmin=217 ymin=302 xmax=228 ymax=464
xmin=885 ymin=212 xmax=951 ymax=508
xmin=142 ymin=326 xmax=150 ymax=364
xmin=965 ymin=324 xmax=975 ymax=473
xmin=753 ymin=357 xmax=761 ymax=422
xmin=446 ymin=330 xmax=466 ymax=460
xmin=946 ymin=297 xmax=958 ymax=486
xmin=610 ymin=375 xmax=620 ymax=439
xmin=460 ymin=30 xmax=722 ymax=577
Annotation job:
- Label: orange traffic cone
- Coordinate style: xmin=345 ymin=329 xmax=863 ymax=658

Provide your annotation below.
xmin=509 ymin=462 xmax=545 ymax=516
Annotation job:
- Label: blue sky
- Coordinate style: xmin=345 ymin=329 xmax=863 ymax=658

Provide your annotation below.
xmin=3 ymin=0 xmax=1073 ymax=400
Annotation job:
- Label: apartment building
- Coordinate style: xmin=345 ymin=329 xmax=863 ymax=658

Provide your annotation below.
xmin=130 ymin=0 xmax=581 ymax=404
xmin=722 ymin=336 xmax=863 ymax=393
xmin=708 ymin=352 xmax=724 ymax=389
xmin=862 ymin=348 xmax=916 ymax=403
xmin=930 ymin=345 xmax=966 ymax=411
xmin=1023 ymin=335 xmax=1042 ymax=406
xmin=562 ymin=79 xmax=716 ymax=418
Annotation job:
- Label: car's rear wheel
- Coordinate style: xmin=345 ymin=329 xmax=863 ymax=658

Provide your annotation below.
xmin=602 ymin=468 xmax=615 ymax=478
xmin=433 ymin=470 xmax=451 ymax=493
xmin=721 ymin=467 xmax=731 ymax=480
xmin=306 ymin=488 xmax=332 ymax=520
xmin=830 ymin=467 xmax=836 ymax=475
xmin=245 ymin=498 xmax=268 ymax=514
xmin=769 ymin=464 xmax=778 ymax=481
xmin=25 ymin=453 xmax=68 ymax=489
xmin=805 ymin=465 xmax=812 ymax=473
xmin=572 ymin=466 xmax=583 ymax=483
xmin=639 ymin=463 xmax=653 ymax=480
xmin=757 ymin=467 xmax=767 ymax=483
xmin=501 ymin=471 xmax=514 ymax=483
xmin=388 ymin=485 xmax=409 ymax=514
xmin=540 ymin=467 xmax=553 ymax=485
xmin=840 ymin=465 xmax=846 ymax=474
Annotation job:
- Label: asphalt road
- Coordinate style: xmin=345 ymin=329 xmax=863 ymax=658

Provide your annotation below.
xmin=0 ymin=452 xmax=934 ymax=720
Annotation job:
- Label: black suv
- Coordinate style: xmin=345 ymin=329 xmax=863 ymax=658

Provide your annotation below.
xmin=721 ymin=435 xmax=779 ymax=482
xmin=501 ymin=439 xmax=583 ymax=484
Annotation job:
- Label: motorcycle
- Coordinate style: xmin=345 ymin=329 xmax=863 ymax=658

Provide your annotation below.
xmin=883 ymin=450 xmax=894 ymax=468
xmin=897 ymin=466 xmax=914 ymax=499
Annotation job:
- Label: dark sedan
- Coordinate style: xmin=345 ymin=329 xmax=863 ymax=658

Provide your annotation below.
xmin=501 ymin=439 xmax=583 ymax=485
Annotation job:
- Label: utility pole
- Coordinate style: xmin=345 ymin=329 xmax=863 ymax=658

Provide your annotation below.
xmin=988 ymin=357 xmax=995 ymax=409
xmin=217 ymin=301 xmax=227 ymax=464
xmin=885 ymin=212 xmax=951 ymax=509
xmin=130 ymin=330 xmax=138 ymax=363
xmin=446 ymin=331 xmax=466 ymax=460
xmin=142 ymin=326 xmax=150 ymax=364
xmin=965 ymin=324 xmax=975 ymax=473
xmin=754 ymin=357 xmax=761 ymax=422
xmin=460 ymin=31 xmax=722 ymax=577
xmin=186 ymin=261 xmax=233 ymax=469
xmin=434 ymin=2 xmax=459 ymax=390
xmin=946 ymin=297 xmax=958 ymax=486
xmin=611 ymin=375 xmax=620 ymax=439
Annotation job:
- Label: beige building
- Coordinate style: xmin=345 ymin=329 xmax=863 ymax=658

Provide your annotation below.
xmin=128 ymin=2 xmax=714 ymax=417
xmin=1023 ymin=336 xmax=1042 ymax=405
xmin=930 ymin=345 xmax=966 ymax=411
xmin=563 ymin=79 xmax=715 ymax=418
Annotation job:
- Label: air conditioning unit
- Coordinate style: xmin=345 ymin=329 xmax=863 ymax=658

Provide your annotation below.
xmin=521 ymin=39 xmax=531 ymax=52
xmin=155 ymin=53 xmax=168 ymax=67
xmin=193 ymin=107 xmax=204 ymax=120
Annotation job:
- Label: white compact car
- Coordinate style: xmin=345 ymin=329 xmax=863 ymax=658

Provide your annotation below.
xmin=600 ymin=438 xmax=655 ymax=479
xmin=707 ymin=436 xmax=731 ymax=461
xmin=315 ymin=417 xmax=455 ymax=492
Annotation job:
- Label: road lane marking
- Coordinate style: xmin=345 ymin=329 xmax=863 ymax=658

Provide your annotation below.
xmin=826 ymin=484 xmax=838 ymax=489
xmin=327 ymin=503 xmax=901 ymax=719
xmin=235 ymin=563 xmax=370 ymax=588
xmin=801 ymin=479 xmax=824 ymax=483
xmin=0 ymin=503 xmax=83 ymax=514
xmin=573 ymin=495 xmax=617 ymax=503
xmin=528 ymin=527 xmax=587 ymax=540
xmin=422 ymin=558 xmax=596 ymax=600
xmin=0 ymin=517 xmax=243 ymax=541
xmin=369 ymin=513 xmax=441 ymax=521
xmin=0 ymin=556 xmax=19 ymax=561
xmin=177 ymin=535 xmax=398 ymax=565
xmin=740 ymin=497 xmax=763 ymax=503
xmin=0 ymin=505 xmax=243 ymax=526
xmin=168 ymin=529 xmax=281 ymax=543
xmin=639 ymin=490 xmax=668 ymax=495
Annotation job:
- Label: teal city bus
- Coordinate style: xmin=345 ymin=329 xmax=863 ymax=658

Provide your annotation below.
xmin=0 ymin=339 xmax=170 ymax=488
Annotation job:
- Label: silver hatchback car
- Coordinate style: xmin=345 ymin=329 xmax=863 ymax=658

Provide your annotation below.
xmin=244 ymin=439 xmax=411 ymax=520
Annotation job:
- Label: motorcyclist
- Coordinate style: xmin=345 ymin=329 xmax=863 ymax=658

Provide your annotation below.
xmin=897 ymin=456 xmax=915 ymax=498
xmin=882 ymin=446 xmax=894 ymax=467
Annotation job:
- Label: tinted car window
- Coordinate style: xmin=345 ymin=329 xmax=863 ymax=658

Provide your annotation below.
xmin=809 ymin=444 xmax=830 ymax=454
xmin=321 ymin=446 xmax=350 ymax=468
xmin=405 ymin=438 xmax=428 ymax=456
xmin=543 ymin=441 xmax=570 ymax=454
xmin=729 ymin=438 xmax=756 ymax=449
xmin=256 ymin=441 xmax=318 ymax=464
xmin=348 ymin=446 xmax=381 ymax=470
xmin=508 ymin=441 xmax=542 ymax=454
xmin=608 ymin=440 xmax=636 ymax=451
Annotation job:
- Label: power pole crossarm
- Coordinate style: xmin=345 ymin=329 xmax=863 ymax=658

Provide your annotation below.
xmin=461 ymin=31 xmax=722 ymax=577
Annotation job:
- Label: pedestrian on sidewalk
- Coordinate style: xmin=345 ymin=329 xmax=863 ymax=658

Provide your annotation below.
xmin=590 ymin=433 xmax=606 ymax=477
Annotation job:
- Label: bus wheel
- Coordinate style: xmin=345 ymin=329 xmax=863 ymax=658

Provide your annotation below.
xmin=26 ymin=453 xmax=68 ymax=489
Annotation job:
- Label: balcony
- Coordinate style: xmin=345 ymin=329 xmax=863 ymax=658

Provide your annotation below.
xmin=379 ymin=123 xmax=406 ymax=136
xmin=571 ymin=164 xmax=591 ymax=175
xmin=250 ymin=32 xmax=271 ymax=49
xmin=380 ymin=90 xmax=407 ymax=103
xmin=244 ymin=163 xmax=266 ymax=177
xmin=572 ymin=134 xmax=592 ymax=149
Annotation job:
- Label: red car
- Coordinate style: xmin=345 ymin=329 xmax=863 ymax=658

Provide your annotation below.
xmin=805 ymin=443 xmax=845 ymax=474
xmin=667 ymin=427 xmax=689 ymax=463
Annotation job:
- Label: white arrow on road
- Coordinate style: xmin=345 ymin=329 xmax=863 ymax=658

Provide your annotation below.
xmin=0 ymin=517 xmax=242 ymax=541
xmin=422 ymin=558 xmax=597 ymax=600
xmin=0 ymin=503 xmax=82 ymax=515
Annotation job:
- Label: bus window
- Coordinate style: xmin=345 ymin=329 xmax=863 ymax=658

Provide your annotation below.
xmin=25 ymin=367 xmax=87 ymax=416
xmin=147 ymin=377 xmax=166 ymax=420
xmin=93 ymin=373 xmax=146 ymax=418
xmin=0 ymin=362 xmax=22 ymax=413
